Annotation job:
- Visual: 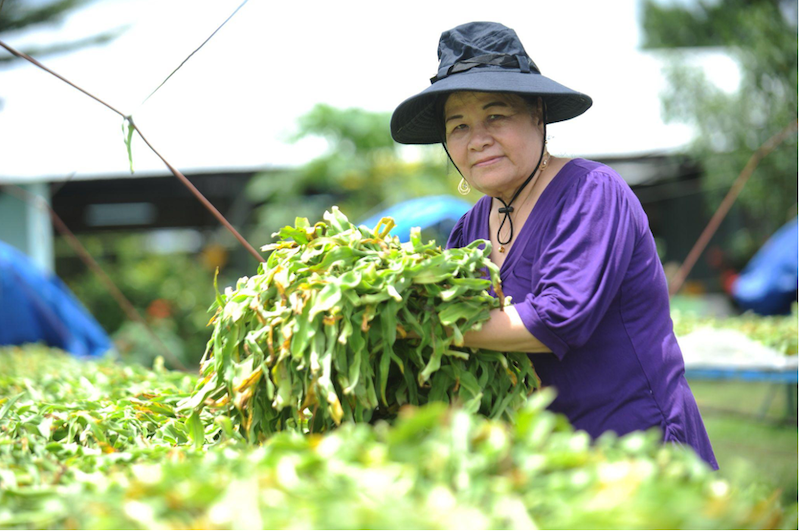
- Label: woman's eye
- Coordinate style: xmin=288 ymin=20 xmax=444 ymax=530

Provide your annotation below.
xmin=450 ymin=124 xmax=467 ymax=134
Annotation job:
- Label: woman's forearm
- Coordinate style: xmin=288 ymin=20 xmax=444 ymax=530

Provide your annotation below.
xmin=462 ymin=305 xmax=552 ymax=353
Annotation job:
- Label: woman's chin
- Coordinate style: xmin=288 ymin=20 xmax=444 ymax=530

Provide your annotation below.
xmin=471 ymin=175 xmax=525 ymax=198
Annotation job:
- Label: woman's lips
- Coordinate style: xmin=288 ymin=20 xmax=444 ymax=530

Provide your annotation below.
xmin=473 ymin=156 xmax=503 ymax=168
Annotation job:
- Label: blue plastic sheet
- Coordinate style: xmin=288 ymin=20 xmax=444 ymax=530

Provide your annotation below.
xmin=359 ymin=195 xmax=472 ymax=243
xmin=732 ymin=217 xmax=798 ymax=315
xmin=0 ymin=241 xmax=112 ymax=357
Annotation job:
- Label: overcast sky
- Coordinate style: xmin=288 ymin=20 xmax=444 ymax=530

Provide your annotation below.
xmin=0 ymin=0 xmax=740 ymax=181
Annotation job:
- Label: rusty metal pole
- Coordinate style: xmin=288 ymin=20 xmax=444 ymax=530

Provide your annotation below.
xmin=668 ymin=120 xmax=798 ymax=297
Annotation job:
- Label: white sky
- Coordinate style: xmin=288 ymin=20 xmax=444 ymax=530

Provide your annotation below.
xmin=0 ymin=0 xmax=740 ymax=182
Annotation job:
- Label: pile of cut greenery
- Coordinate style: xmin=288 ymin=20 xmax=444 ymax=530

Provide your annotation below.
xmin=672 ymin=305 xmax=798 ymax=356
xmin=1 ymin=346 xmax=795 ymax=530
xmin=180 ymin=207 xmax=538 ymax=438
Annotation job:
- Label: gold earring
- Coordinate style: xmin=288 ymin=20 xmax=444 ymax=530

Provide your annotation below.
xmin=458 ymin=177 xmax=471 ymax=195
xmin=539 ymin=149 xmax=550 ymax=171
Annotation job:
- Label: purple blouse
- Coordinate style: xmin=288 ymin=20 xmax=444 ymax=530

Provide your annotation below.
xmin=447 ymin=159 xmax=717 ymax=469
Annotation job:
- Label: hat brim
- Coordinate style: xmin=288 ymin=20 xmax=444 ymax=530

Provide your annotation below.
xmin=390 ymin=69 xmax=592 ymax=145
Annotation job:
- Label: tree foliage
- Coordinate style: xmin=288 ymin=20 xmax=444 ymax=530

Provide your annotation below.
xmin=0 ymin=0 xmax=120 ymax=64
xmin=245 ymin=104 xmax=477 ymax=245
xmin=0 ymin=0 xmax=85 ymax=32
xmin=641 ymin=0 xmax=798 ymax=258
xmin=62 ymin=233 xmax=219 ymax=370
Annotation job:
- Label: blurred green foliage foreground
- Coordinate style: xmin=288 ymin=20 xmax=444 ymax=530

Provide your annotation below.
xmin=1 ymin=346 xmax=795 ymax=530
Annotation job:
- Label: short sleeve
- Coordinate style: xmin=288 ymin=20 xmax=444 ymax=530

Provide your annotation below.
xmin=445 ymin=212 xmax=467 ymax=250
xmin=514 ymin=170 xmax=638 ymax=359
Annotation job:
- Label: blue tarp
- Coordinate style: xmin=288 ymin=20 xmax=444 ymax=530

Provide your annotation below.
xmin=360 ymin=195 xmax=473 ymax=243
xmin=0 ymin=241 xmax=112 ymax=357
xmin=731 ymin=217 xmax=798 ymax=315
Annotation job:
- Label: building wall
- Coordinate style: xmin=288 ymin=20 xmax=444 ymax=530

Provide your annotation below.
xmin=0 ymin=183 xmax=54 ymax=273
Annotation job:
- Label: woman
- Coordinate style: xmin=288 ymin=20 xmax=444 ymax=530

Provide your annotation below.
xmin=391 ymin=21 xmax=717 ymax=469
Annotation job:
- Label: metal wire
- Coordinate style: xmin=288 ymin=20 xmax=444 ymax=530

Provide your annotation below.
xmin=0 ymin=38 xmax=265 ymax=263
xmin=141 ymin=0 xmax=249 ymax=105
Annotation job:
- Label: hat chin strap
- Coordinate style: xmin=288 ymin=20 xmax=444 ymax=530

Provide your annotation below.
xmin=495 ymin=121 xmax=546 ymax=248
xmin=440 ymin=115 xmax=547 ymax=253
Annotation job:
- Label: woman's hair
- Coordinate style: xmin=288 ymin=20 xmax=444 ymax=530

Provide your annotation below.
xmin=434 ymin=93 xmax=544 ymax=144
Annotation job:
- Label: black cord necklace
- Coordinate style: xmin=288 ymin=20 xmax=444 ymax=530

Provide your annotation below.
xmin=494 ymin=137 xmax=548 ymax=253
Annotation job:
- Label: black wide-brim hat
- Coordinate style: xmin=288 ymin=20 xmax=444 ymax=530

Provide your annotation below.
xmin=391 ymin=21 xmax=593 ymax=145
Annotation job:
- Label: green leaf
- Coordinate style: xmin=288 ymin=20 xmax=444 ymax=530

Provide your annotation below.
xmin=438 ymin=300 xmax=484 ymax=326
xmin=378 ymin=346 xmax=391 ymax=406
xmin=186 ymin=410 xmax=205 ymax=449
xmin=309 ymin=282 xmax=342 ymax=319
xmin=122 ymin=116 xmax=135 ymax=174
xmin=0 ymin=393 xmax=23 ymax=421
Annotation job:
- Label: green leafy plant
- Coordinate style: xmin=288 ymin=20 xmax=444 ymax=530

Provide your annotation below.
xmin=180 ymin=207 xmax=539 ymax=438
xmin=0 ymin=346 xmax=794 ymax=530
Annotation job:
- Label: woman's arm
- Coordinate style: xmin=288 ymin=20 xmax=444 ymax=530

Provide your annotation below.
xmin=462 ymin=305 xmax=552 ymax=353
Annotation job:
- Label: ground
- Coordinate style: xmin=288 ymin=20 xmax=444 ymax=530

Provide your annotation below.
xmin=689 ymin=379 xmax=798 ymax=506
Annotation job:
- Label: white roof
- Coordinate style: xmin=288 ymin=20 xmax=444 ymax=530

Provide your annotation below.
xmin=0 ymin=0 xmax=740 ymax=184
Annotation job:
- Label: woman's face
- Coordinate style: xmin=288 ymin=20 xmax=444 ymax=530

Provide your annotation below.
xmin=443 ymin=91 xmax=543 ymax=199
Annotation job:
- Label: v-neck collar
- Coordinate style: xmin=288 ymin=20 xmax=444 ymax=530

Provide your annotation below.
xmin=481 ymin=158 xmax=581 ymax=275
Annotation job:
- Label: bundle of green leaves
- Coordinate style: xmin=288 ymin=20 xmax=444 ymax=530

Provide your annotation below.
xmin=180 ymin=207 xmax=538 ymax=438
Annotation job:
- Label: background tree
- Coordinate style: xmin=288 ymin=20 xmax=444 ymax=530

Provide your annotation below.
xmin=245 ymin=104 xmax=478 ymax=245
xmin=62 ymin=233 xmax=219 ymax=370
xmin=640 ymin=0 xmax=797 ymax=265
xmin=0 ymin=0 xmax=121 ymax=65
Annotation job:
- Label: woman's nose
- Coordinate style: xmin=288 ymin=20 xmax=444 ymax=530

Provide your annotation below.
xmin=468 ymin=125 xmax=493 ymax=151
